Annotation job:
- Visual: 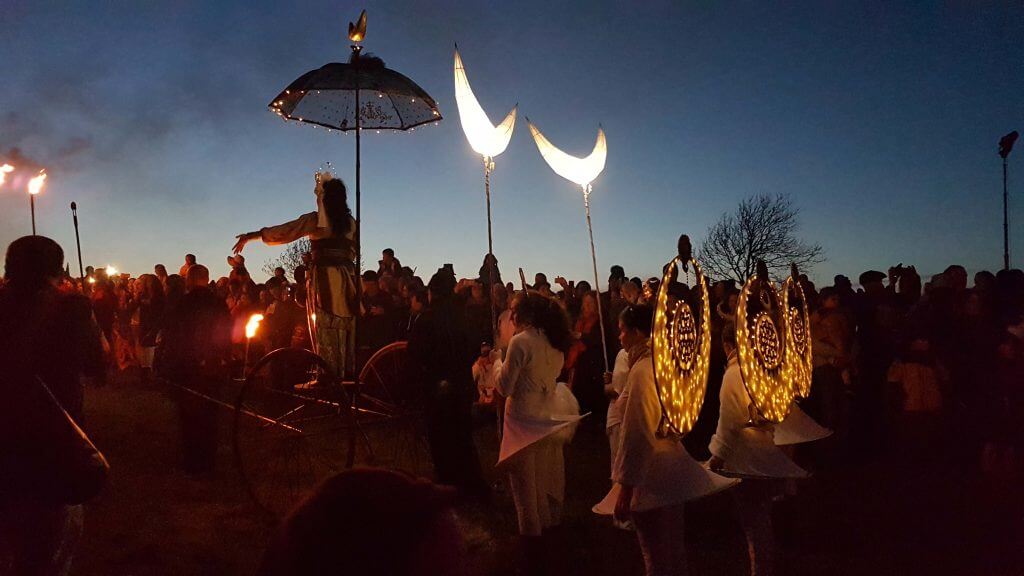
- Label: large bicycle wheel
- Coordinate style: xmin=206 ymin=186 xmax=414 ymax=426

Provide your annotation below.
xmin=233 ymin=347 xmax=359 ymax=519
xmin=354 ymin=342 xmax=432 ymax=477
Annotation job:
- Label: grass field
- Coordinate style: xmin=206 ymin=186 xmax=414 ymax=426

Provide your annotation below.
xmin=72 ymin=377 xmax=1024 ymax=576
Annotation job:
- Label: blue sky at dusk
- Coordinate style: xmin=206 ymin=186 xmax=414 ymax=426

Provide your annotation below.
xmin=1 ymin=1 xmax=1021 ymax=285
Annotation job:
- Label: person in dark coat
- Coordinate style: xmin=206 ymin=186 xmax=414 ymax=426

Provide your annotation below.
xmin=160 ymin=265 xmax=233 ymax=474
xmin=0 ymin=235 xmax=104 ymax=422
xmin=407 ymin=269 xmax=487 ymax=497
xmin=0 ymin=235 xmax=105 ymax=576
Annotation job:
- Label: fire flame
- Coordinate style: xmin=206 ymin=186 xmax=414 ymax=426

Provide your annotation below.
xmin=28 ymin=169 xmax=46 ymax=195
xmin=106 ymin=265 xmax=118 ymax=276
xmin=0 ymin=164 xmax=13 ymax=187
xmin=245 ymin=313 xmax=264 ymax=339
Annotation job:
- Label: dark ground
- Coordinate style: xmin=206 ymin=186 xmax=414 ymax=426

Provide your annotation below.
xmin=73 ymin=377 xmax=1024 ymax=576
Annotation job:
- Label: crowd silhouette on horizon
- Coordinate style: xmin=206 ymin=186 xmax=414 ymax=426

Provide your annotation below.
xmin=3 ymin=232 xmax=1024 ymax=575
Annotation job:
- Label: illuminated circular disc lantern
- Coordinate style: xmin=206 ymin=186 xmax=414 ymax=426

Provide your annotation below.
xmin=781 ymin=276 xmax=813 ymax=398
xmin=736 ymin=273 xmax=794 ymax=423
xmin=651 ymin=256 xmax=712 ymax=436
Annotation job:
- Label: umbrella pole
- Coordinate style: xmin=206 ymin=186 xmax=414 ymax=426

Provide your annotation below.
xmin=353 ymin=45 xmax=362 ymax=380
xmin=1004 ymin=156 xmax=1010 ymax=271
xmin=583 ymin=185 xmax=610 ymax=372
xmin=485 ymin=156 xmax=497 ymax=343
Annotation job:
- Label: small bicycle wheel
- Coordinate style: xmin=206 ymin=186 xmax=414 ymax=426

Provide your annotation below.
xmin=233 ymin=347 xmax=358 ymax=519
xmin=355 ymin=342 xmax=432 ymax=477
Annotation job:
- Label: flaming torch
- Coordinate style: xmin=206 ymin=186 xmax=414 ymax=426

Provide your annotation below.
xmin=27 ymin=169 xmax=47 ymax=235
xmin=0 ymin=164 xmax=13 ymax=187
xmin=244 ymin=313 xmax=265 ymax=377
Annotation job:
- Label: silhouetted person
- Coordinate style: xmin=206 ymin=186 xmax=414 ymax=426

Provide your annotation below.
xmin=407 ymin=270 xmax=486 ymax=497
xmin=378 ymin=247 xmax=402 ymax=277
xmin=0 ymin=235 xmax=104 ymax=421
xmin=161 ymin=265 xmax=232 ymax=474
xmin=178 ymin=253 xmax=197 ymax=277
xmin=0 ymin=235 xmax=104 ymax=576
xmin=477 ymin=253 xmax=502 ymax=286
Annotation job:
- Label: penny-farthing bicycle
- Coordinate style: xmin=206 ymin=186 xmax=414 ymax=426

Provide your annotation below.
xmin=232 ymin=341 xmax=431 ymax=519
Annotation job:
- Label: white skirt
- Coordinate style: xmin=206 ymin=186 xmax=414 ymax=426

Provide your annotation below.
xmin=593 ymin=446 xmax=737 ymax=515
xmin=773 ymin=403 xmax=832 ymax=446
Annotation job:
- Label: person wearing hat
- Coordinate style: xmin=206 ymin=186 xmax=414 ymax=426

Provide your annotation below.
xmin=853 ymin=269 xmax=899 ymax=454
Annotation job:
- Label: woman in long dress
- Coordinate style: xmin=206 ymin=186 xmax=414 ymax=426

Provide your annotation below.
xmin=232 ymin=176 xmax=357 ymax=379
xmin=709 ymin=322 xmax=807 ymax=576
xmin=476 ymin=291 xmax=579 ymax=574
xmin=607 ymin=304 xmax=736 ymax=576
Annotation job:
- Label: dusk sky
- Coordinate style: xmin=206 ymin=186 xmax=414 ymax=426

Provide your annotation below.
xmin=2 ymin=1 xmax=1021 ymax=285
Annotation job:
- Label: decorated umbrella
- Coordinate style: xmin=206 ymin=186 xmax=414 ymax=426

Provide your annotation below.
xmin=528 ymin=119 xmax=610 ymax=371
xmin=268 ymin=11 xmax=442 ymax=365
xmin=453 ymin=46 xmax=517 ymax=338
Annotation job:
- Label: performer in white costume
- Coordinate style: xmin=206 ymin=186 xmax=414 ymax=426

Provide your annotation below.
xmin=604 ymin=347 xmax=630 ymax=470
xmin=710 ymin=323 xmax=806 ymax=576
xmin=601 ymin=304 xmax=735 ymax=576
xmin=475 ymin=291 xmax=583 ymax=574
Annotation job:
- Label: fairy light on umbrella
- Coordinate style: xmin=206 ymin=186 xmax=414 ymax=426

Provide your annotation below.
xmin=528 ymin=119 xmax=610 ymax=371
xmin=27 ymin=169 xmax=46 ymax=235
xmin=453 ymin=46 xmax=517 ymax=338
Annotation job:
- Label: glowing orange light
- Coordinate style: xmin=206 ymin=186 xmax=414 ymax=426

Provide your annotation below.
xmin=652 ymin=257 xmax=712 ymax=435
xmin=0 ymin=164 xmax=13 ymax=187
xmin=245 ymin=313 xmax=264 ymax=339
xmin=736 ymin=275 xmax=794 ymax=423
xmin=28 ymin=170 xmax=46 ymax=195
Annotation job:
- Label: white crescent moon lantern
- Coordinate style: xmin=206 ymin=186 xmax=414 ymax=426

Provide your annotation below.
xmin=453 ymin=46 xmax=517 ymax=341
xmin=528 ymin=119 xmax=611 ymax=371
xmin=454 ymin=48 xmax=516 ymax=159
xmin=528 ymin=121 xmax=607 ymax=189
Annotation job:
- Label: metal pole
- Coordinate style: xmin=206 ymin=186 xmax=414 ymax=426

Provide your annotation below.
xmin=583 ymin=186 xmax=610 ymax=372
xmin=353 ymin=44 xmax=362 ymax=379
xmin=71 ymin=202 xmax=85 ymax=291
xmin=484 ymin=156 xmax=498 ymax=342
xmin=30 ymin=194 xmax=36 ymax=235
xmin=1004 ymin=158 xmax=1010 ymax=271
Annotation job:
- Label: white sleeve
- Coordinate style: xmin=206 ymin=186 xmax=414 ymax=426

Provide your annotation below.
xmin=495 ymin=335 xmax=526 ymax=397
xmin=709 ymin=365 xmax=749 ymax=461
xmin=611 ymin=349 xmax=630 ymax=394
xmin=259 ymin=212 xmax=319 ymax=246
xmin=612 ymin=364 xmax=658 ymax=487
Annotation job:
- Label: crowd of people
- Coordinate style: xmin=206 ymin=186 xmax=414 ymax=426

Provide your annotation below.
xmin=3 ymin=213 xmax=1024 ymax=575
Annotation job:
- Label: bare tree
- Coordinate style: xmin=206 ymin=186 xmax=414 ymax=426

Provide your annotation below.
xmin=262 ymin=238 xmax=311 ymax=279
xmin=699 ymin=194 xmax=823 ymax=282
